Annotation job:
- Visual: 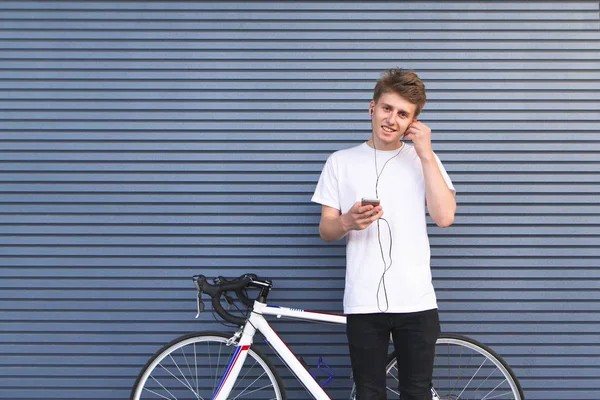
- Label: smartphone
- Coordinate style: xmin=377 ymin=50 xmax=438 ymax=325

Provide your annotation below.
xmin=361 ymin=198 xmax=380 ymax=207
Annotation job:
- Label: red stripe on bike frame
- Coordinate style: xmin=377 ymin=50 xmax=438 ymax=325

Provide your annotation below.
xmin=304 ymin=310 xmax=345 ymax=317
xmin=212 ymin=345 xmax=250 ymax=399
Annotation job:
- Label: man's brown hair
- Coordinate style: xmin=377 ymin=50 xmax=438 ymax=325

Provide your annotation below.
xmin=373 ymin=68 xmax=426 ymax=116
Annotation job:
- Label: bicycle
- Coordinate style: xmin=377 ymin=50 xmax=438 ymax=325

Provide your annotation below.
xmin=131 ymin=273 xmax=524 ymax=400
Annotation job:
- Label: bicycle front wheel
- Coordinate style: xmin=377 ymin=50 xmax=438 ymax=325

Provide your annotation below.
xmin=387 ymin=333 xmax=524 ymax=400
xmin=131 ymin=331 xmax=286 ymax=400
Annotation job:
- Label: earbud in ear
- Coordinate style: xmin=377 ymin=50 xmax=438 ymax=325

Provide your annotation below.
xmin=370 ymin=108 xmax=374 ymax=115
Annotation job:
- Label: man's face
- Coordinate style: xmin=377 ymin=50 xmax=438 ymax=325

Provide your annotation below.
xmin=370 ymin=92 xmax=418 ymax=151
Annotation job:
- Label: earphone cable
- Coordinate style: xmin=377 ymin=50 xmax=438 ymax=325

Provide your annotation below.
xmin=375 ymin=217 xmax=394 ymax=312
xmin=373 ymin=140 xmax=403 ymax=199
xmin=371 ymin=133 xmax=404 ymax=312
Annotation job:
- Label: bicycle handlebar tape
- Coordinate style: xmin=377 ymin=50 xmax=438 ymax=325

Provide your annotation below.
xmin=236 ymin=288 xmax=254 ymax=308
xmin=211 ymin=296 xmax=247 ymax=326
xmin=193 ymin=273 xmax=257 ymax=326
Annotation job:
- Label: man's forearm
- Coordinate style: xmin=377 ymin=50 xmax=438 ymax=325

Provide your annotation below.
xmin=319 ymin=215 xmax=351 ymax=242
xmin=421 ymin=156 xmax=456 ymax=228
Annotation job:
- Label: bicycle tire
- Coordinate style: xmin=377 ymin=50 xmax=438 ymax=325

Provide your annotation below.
xmin=351 ymin=333 xmax=524 ymax=400
xmin=130 ymin=331 xmax=286 ymax=400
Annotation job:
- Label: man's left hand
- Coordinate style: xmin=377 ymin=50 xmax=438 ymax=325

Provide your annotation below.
xmin=403 ymin=120 xmax=434 ymax=161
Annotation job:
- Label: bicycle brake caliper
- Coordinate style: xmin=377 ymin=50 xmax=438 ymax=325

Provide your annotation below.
xmin=226 ymin=328 xmax=243 ymax=346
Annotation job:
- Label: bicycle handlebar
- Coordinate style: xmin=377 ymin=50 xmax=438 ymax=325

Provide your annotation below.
xmin=193 ymin=273 xmax=269 ymax=326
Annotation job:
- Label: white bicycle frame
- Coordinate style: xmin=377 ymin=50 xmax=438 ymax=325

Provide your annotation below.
xmin=212 ymin=301 xmax=346 ymax=400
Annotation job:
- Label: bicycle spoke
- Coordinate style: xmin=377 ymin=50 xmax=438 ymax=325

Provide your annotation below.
xmin=143 ymin=385 xmax=176 ymax=400
xmin=386 ymin=362 xmax=399 ymax=395
xmin=230 ymin=357 xmax=276 ymax=399
xmin=169 ymin=352 xmax=199 ymax=399
xmin=387 ymin=362 xmax=399 ymax=383
xmin=232 ymin=382 xmax=275 ymax=399
xmin=482 ymin=389 xmax=516 ymax=400
xmin=180 ymin=346 xmax=199 ymax=394
xmin=213 ymin=341 xmax=225 ymax=391
xmin=231 ymin=358 xmax=259 ymax=394
xmin=481 ymin=379 xmax=511 ymax=400
xmin=158 ymin=361 xmax=200 ymax=399
xmin=475 ymin=364 xmax=498 ymax=394
xmin=149 ymin=374 xmax=178 ymax=400
xmin=208 ymin=341 xmax=215 ymax=390
xmin=194 ymin=343 xmax=201 ymax=398
xmin=451 ymin=345 xmax=474 ymax=397
xmin=455 ymin=356 xmax=487 ymax=399
xmin=440 ymin=342 xmax=460 ymax=398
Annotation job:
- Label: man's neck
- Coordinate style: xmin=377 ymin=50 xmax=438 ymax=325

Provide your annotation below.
xmin=367 ymin=138 xmax=404 ymax=151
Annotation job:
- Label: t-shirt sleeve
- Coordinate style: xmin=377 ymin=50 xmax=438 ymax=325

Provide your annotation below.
xmin=434 ymin=152 xmax=456 ymax=195
xmin=311 ymin=154 xmax=341 ymax=210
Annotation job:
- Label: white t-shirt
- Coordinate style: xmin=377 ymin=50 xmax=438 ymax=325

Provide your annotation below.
xmin=312 ymin=142 xmax=455 ymax=314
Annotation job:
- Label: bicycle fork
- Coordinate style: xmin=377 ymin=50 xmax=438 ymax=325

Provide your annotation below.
xmin=211 ymin=327 xmax=253 ymax=400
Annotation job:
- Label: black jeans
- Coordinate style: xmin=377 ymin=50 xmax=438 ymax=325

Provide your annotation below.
xmin=347 ymin=309 xmax=440 ymax=400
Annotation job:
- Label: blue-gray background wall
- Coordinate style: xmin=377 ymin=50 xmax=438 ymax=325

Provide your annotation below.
xmin=1 ymin=1 xmax=599 ymax=399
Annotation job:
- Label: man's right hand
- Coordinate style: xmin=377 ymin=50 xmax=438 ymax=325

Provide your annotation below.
xmin=341 ymin=202 xmax=384 ymax=231
xmin=319 ymin=203 xmax=384 ymax=242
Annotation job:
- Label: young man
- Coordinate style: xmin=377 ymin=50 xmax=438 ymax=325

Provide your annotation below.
xmin=312 ymin=68 xmax=456 ymax=399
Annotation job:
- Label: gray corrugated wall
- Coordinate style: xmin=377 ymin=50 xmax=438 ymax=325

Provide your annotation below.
xmin=1 ymin=1 xmax=599 ymax=399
